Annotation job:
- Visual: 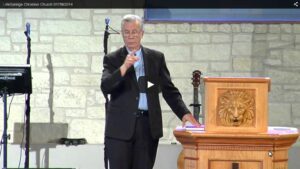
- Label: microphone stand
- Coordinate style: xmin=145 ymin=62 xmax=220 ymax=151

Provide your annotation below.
xmin=103 ymin=18 xmax=119 ymax=169
xmin=24 ymin=23 xmax=31 ymax=169
xmin=1 ymin=87 xmax=8 ymax=169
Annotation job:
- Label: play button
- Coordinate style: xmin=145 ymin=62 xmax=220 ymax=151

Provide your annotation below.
xmin=147 ymin=81 xmax=154 ymax=88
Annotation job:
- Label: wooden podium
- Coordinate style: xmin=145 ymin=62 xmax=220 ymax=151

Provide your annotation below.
xmin=174 ymin=77 xmax=299 ymax=169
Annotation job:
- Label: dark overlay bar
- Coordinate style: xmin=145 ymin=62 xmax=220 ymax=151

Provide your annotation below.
xmin=0 ymin=0 xmax=298 ymax=8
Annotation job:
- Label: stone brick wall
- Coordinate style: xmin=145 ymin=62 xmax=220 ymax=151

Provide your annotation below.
xmin=0 ymin=9 xmax=299 ymax=145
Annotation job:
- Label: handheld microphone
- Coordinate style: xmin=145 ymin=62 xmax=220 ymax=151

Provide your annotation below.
xmin=25 ymin=22 xmax=30 ymax=38
xmin=105 ymin=18 xmax=110 ymax=27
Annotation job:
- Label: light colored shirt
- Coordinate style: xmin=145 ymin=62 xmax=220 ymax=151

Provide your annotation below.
xmin=127 ymin=48 xmax=148 ymax=110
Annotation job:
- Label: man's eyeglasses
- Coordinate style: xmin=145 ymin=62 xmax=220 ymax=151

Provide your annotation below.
xmin=123 ymin=30 xmax=141 ymax=37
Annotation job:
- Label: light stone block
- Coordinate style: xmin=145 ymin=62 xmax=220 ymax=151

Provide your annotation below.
xmin=283 ymin=49 xmax=300 ymax=66
xmin=267 ymin=34 xmax=280 ymax=41
xmin=241 ymin=24 xmax=254 ymax=32
xmin=30 ymin=44 xmax=52 ymax=53
xmin=232 ymin=42 xmax=252 ymax=56
xmin=269 ymin=24 xmax=281 ymax=33
xmin=70 ymin=74 xmax=100 ymax=86
xmin=69 ymin=119 xmax=104 ymax=144
xmin=146 ymin=45 xmax=191 ymax=61
xmin=7 ymin=12 xmax=22 ymax=29
xmin=269 ymin=103 xmax=292 ymax=126
xmin=48 ymin=54 xmax=89 ymax=67
xmin=191 ymin=24 xmax=204 ymax=32
xmin=212 ymin=34 xmax=231 ymax=43
xmin=71 ymin=9 xmax=91 ymax=19
xmin=0 ymin=53 xmax=26 ymax=64
xmin=292 ymin=104 xmax=300 ymax=117
xmin=293 ymin=24 xmax=300 ymax=33
xmin=65 ymin=109 xmax=86 ymax=118
xmin=269 ymin=50 xmax=282 ymax=59
xmin=40 ymin=20 xmax=92 ymax=35
xmin=40 ymin=36 xmax=53 ymax=43
xmin=155 ymin=24 xmax=166 ymax=33
xmin=265 ymin=68 xmax=300 ymax=84
xmin=167 ymin=62 xmax=208 ymax=78
xmin=6 ymin=105 xmax=25 ymax=128
xmin=54 ymin=70 xmax=70 ymax=85
xmin=204 ymin=24 xmax=218 ymax=32
xmin=13 ymin=44 xmax=20 ymax=52
xmin=280 ymin=24 xmax=292 ymax=33
xmin=94 ymin=9 xmax=109 ymax=14
xmin=0 ymin=9 xmax=5 ymax=17
xmin=177 ymin=23 xmax=190 ymax=33
xmin=233 ymin=34 xmax=253 ymax=42
xmin=54 ymin=36 xmax=101 ymax=53
xmin=166 ymin=24 xmax=178 ymax=33
xmin=268 ymin=85 xmax=284 ymax=102
xmin=53 ymin=87 xmax=87 ymax=108
xmin=255 ymin=24 xmax=268 ymax=33
xmin=143 ymin=34 xmax=167 ymax=43
xmin=87 ymin=107 xmax=105 ymax=119
xmin=219 ymin=24 xmax=231 ymax=33
xmin=24 ymin=9 xmax=68 ymax=18
xmin=111 ymin=9 xmax=133 ymax=14
xmin=110 ymin=35 xmax=123 ymax=43
xmin=254 ymin=34 xmax=267 ymax=41
xmin=284 ymin=85 xmax=300 ymax=91
xmin=233 ymin=58 xmax=253 ymax=71
xmin=87 ymin=89 xmax=99 ymax=106
xmin=210 ymin=62 xmax=232 ymax=72
xmin=283 ymin=91 xmax=300 ymax=102
xmin=253 ymin=42 xmax=268 ymax=57
xmin=172 ymin=78 xmax=193 ymax=94
xmin=269 ymin=41 xmax=293 ymax=49
xmin=231 ymin=24 xmax=241 ymax=33
xmin=296 ymin=35 xmax=300 ymax=43
xmin=0 ymin=20 xmax=5 ymax=35
xmin=34 ymin=93 xmax=50 ymax=108
xmin=0 ymin=36 xmax=11 ymax=51
xmin=30 ymin=108 xmax=51 ymax=123
xmin=281 ymin=34 xmax=294 ymax=41
xmin=168 ymin=34 xmax=210 ymax=44
xmin=144 ymin=24 xmax=155 ymax=33
xmin=32 ymin=72 xmax=50 ymax=89
xmin=193 ymin=44 xmax=231 ymax=61
xmin=221 ymin=72 xmax=259 ymax=77
xmin=263 ymin=59 xmax=282 ymax=66
xmin=91 ymin=55 xmax=102 ymax=73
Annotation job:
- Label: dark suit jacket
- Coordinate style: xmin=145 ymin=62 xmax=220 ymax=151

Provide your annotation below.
xmin=101 ymin=46 xmax=189 ymax=140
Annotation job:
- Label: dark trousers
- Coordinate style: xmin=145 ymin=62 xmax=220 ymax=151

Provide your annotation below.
xmin=105 ymin=115 xmax=159 ymax=169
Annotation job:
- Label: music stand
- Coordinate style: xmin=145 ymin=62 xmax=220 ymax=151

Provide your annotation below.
xmin=0 ymin=64 xmax=32 ymax=169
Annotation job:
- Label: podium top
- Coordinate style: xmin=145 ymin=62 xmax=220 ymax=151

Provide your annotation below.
xmin=203 ymin=77 xmax=270 ymax=83
xmin=203 ymin=76 xmax=271 ymax=91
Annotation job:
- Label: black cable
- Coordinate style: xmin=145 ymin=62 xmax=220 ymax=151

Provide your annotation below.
xmin=18 ymin=96 xmax=26 ymax=168
xmin=7 ymin=94 xmax=15 ymax=119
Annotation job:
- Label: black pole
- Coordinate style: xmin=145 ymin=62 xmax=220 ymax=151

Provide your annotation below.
xmin=2 ymin=88 xmax=8 ymax=169
xmin=24 ymin=23 xmax=31 ymax=169
xmin=103 ymin=18 xmax=110 ymax=55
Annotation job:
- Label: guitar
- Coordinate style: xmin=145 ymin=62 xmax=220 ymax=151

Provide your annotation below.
xmin=190 ymin=70 xmax=202 ymax=122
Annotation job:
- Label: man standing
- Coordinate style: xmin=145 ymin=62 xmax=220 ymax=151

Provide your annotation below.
xmin=101 ymin=14 xmax=200 ymax=169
